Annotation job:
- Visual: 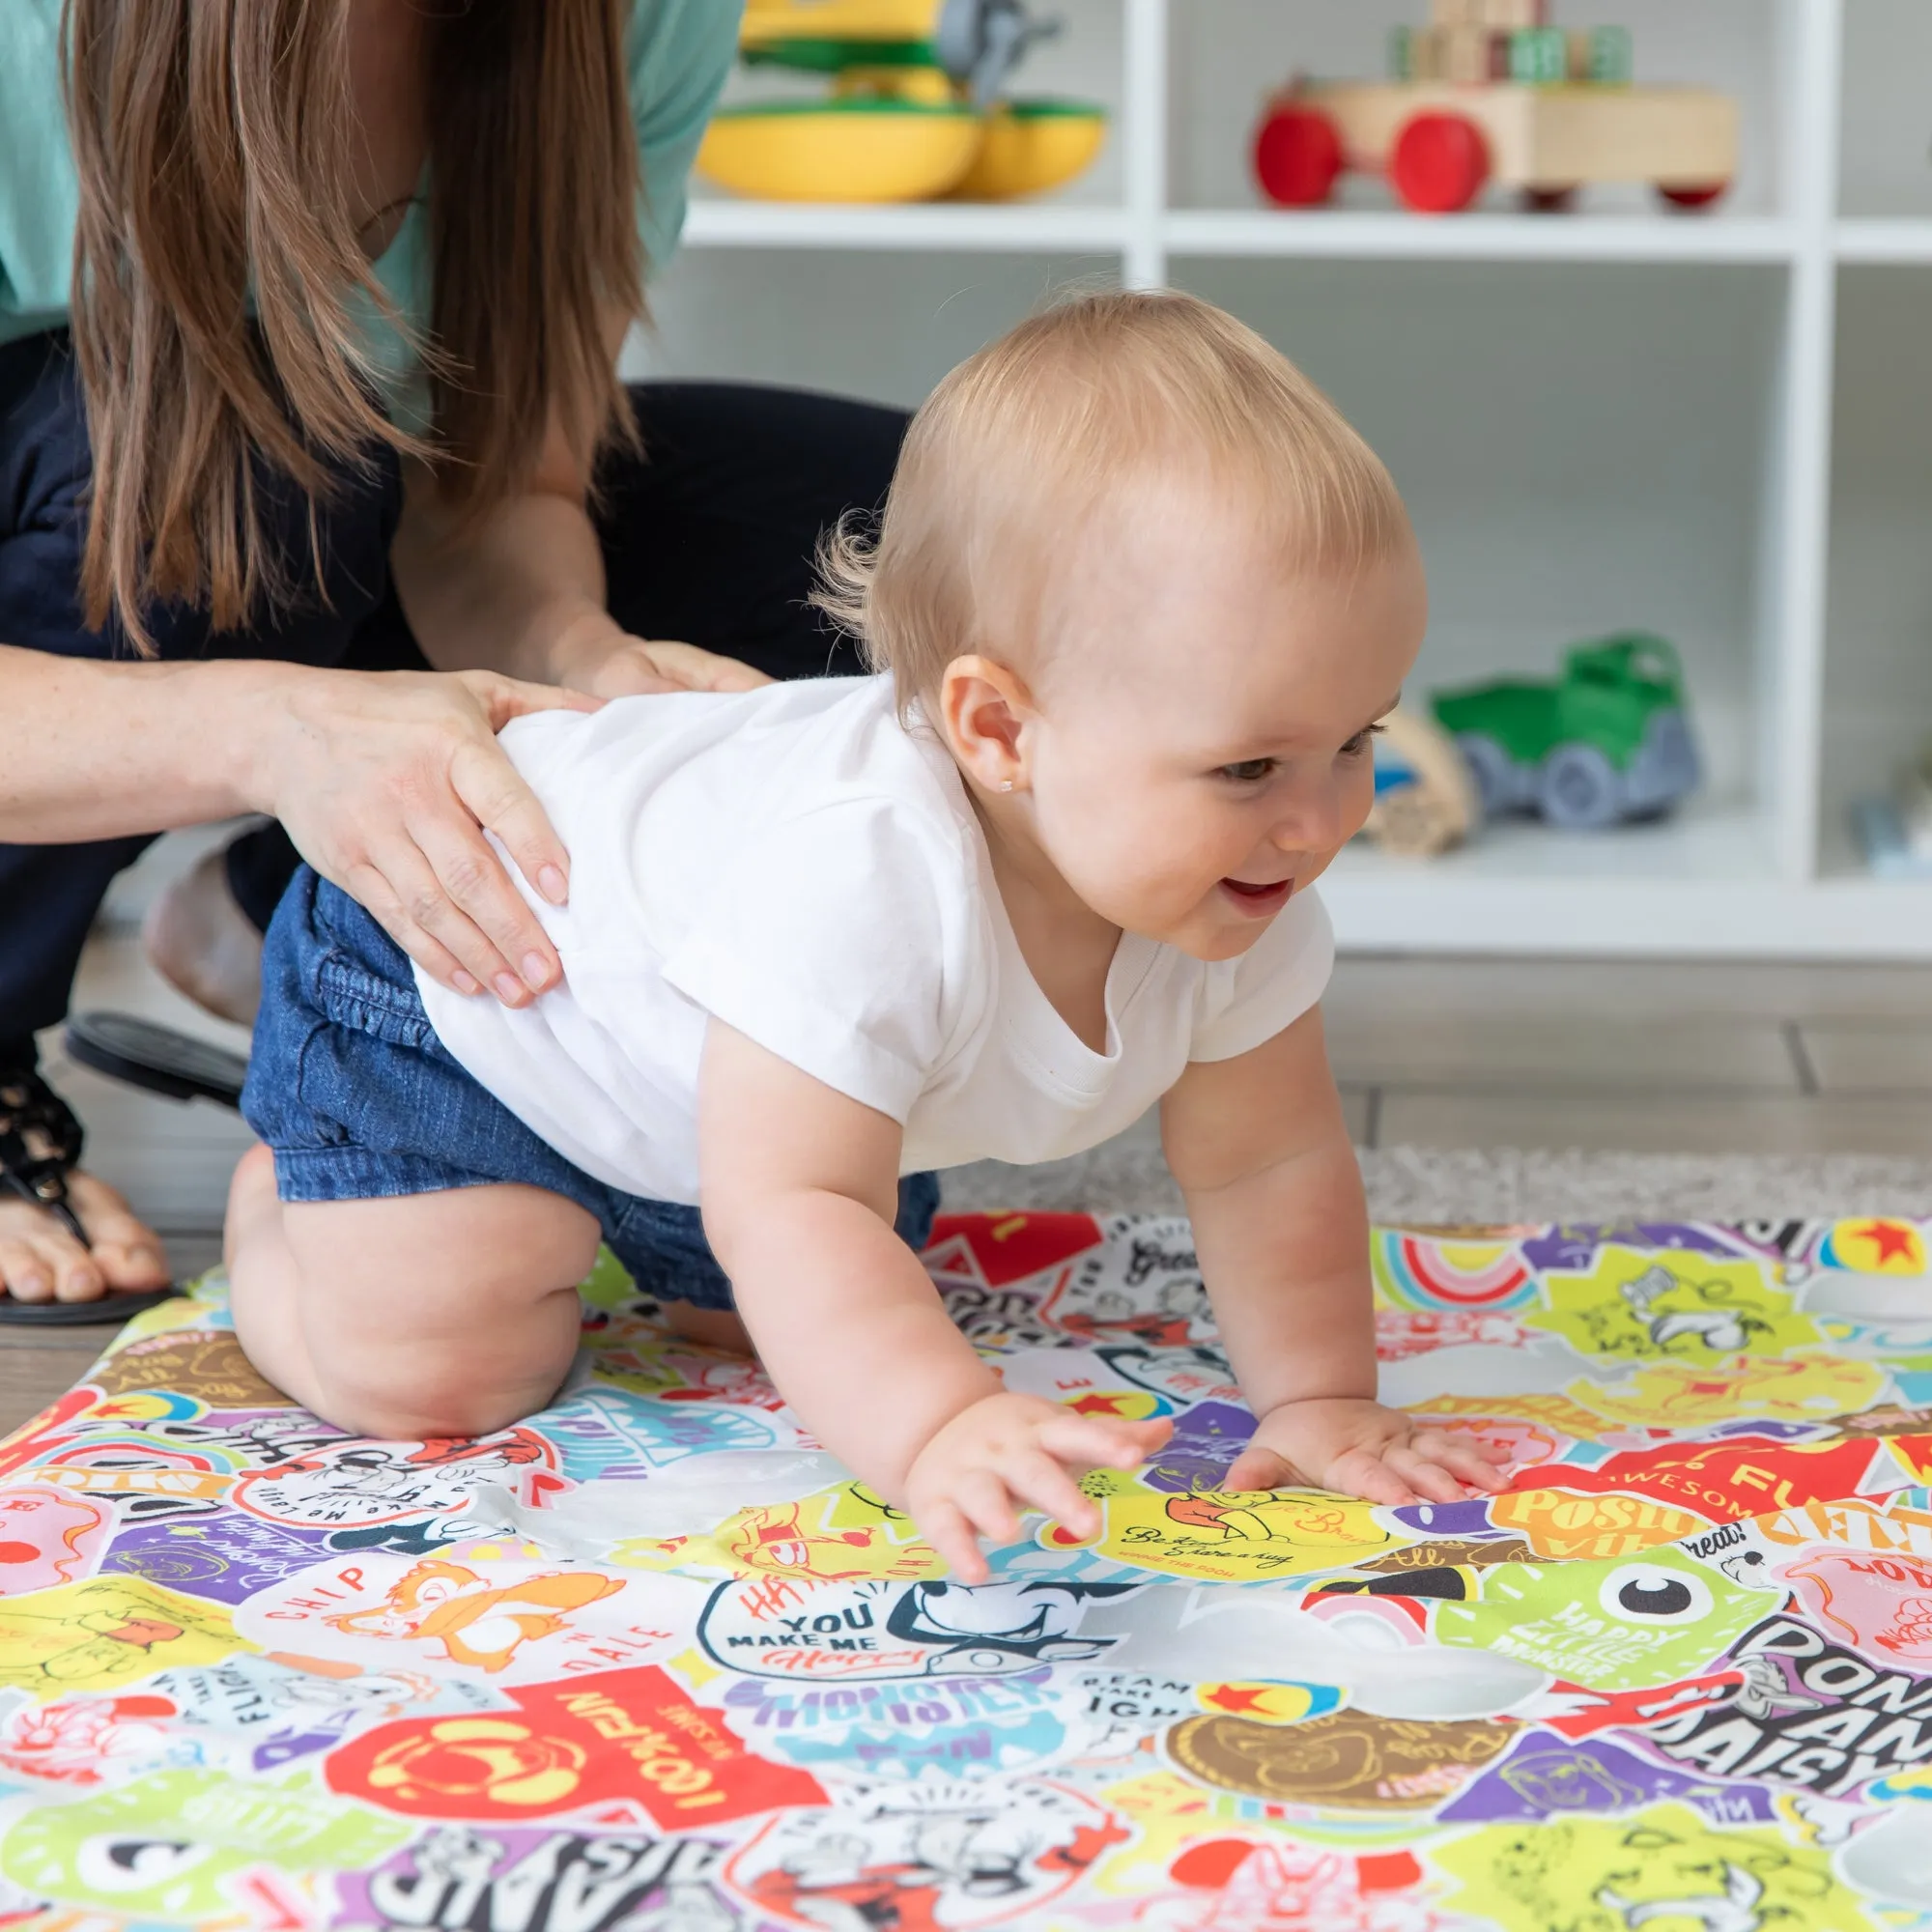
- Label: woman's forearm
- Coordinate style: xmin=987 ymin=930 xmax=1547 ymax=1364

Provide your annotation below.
xmin=0 ymin=647 xmax=282 ymax=841
xmin=389 ymin=468 xmax=621 ymax=689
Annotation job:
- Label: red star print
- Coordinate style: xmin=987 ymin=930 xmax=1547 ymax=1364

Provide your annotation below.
xmin=1067 ymin=1393 xmax=1135 ymax=1417
xmin=1203 ymin=1684 xmax=1269 ymax=1714
xmin=1853 ymin=1220 xmax=1919 ymax=1265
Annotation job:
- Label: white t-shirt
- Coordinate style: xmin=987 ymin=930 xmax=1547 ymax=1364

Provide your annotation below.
xmin=416 ymin=677 xmax=1334 ymax=1204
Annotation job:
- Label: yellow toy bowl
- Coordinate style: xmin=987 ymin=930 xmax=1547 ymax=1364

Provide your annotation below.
xmin=949 ymin=99 xmax=1108 ymax=201
xmin=697 ymin=101 xmax=981 ymax=203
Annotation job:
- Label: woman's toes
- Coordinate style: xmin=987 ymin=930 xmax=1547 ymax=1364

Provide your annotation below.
xmin=51 ymin=1247 xmax=104 ymax=1302
xmin=64 ymin=1175 xmax=171 ymax=1290
xmin=87 ymin=1238 xmax=170 ymax=1290
xmin=0 ymin=1241 xmax=54 ymax=1302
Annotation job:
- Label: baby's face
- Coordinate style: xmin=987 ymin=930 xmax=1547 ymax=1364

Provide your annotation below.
xmin=1017 ymin=485 xmax=1427 ymax=961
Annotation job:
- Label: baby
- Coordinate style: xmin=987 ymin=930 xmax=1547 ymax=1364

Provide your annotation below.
xmin=228 ymin=290 xmax=1504 ymax=1578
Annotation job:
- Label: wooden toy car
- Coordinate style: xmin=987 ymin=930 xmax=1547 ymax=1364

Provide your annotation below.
xmin=1253 ymin=2 xmax=1737 ymax=214
xmin=1363 ymin=706 xmax=1478 ymax=857
xmin=1432 ymin=635 xmax=1701 ymax=831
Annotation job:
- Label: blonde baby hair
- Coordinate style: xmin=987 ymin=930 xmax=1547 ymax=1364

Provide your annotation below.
xmin=815 ymin=288 xmax=1411 ymax=709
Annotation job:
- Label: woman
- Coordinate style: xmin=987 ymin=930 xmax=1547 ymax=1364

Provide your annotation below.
xmin=0 ymin=0 xmax=911 ymax=1314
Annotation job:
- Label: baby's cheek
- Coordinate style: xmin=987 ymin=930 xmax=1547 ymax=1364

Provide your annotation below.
xmin=1335 ymin=762 xmax=1378 ymax=845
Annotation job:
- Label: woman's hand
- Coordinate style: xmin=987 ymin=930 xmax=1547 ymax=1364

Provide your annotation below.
xmin=258 ymin=666 xmax=599 ymax=1007
xmin=905 ymin=1392 xmax=1173 ymax=1583
xmin=546 ymin=611 xmax=773 ymax=700
xmin=1224 ymin=1398 xmax=1511 ymax=1505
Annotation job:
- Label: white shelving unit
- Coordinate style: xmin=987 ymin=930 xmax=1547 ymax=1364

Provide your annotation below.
xmin=641 ymin=0 xmax=1932 ymax=959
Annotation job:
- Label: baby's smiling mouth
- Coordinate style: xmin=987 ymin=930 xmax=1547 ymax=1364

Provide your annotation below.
xmin=1219 ymin=876 xmax=1294 ymax=917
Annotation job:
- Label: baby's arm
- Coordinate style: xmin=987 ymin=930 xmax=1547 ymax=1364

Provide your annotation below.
xmin=700 ymin=1021 xmax=1170 ymax=1579
xmin=1161 ymin=1008 xmax=1505 ymax=1503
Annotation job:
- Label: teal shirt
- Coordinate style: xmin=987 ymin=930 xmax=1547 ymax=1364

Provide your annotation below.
xmin=0 ymin=0 xmax=737 ymax=415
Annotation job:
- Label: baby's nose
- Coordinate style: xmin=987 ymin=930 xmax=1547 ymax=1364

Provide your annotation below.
xmin=1271 ymin=789 xmax=1345 ymax=855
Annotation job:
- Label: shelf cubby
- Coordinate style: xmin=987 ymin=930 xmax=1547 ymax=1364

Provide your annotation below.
xmin=636 ymin=0 xmax=1932 ymax=958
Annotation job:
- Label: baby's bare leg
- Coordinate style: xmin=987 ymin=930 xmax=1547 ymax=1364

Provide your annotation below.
xmin=226 ymin=1147 xmax=600 ymax=1438
xmin=659 ymin=1301 xmax=753 ymax=1353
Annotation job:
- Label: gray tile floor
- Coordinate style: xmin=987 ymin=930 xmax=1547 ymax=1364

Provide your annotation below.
xmin=1324 ymin=955 xmax=1932 ymax=1159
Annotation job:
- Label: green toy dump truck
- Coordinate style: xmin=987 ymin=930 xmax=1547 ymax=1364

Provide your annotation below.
xmin=1432 ymin=635 xmax=1700 ymax=831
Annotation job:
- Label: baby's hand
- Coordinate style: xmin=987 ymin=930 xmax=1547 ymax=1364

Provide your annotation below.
xmin=906 ymin=1392 xmax=1174 ymax=1582
xmin=1224 ymin=1398 xmax=1509 ymax=1505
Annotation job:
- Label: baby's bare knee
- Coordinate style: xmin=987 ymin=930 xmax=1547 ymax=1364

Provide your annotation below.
xmin=307 ymin=1306 xmax=580 ymax=1441
xmin=320 ymin=1380 xmax=552 ymax=1443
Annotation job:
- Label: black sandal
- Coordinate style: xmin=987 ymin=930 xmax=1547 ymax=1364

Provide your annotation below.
xmin=0 ymin=1066 xmax=180 ymax=1326
xmin=65 ymin=1011 xmax=248 ymax=1111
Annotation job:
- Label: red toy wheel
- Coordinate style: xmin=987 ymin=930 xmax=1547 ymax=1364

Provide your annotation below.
xmin=1253 ymin=103 xmax=1343 ymax=209
xmin=1390 ymin=112 xmax=1491 ymax=213
xmin=1658 ymin=181 xmax=1730 ymax=210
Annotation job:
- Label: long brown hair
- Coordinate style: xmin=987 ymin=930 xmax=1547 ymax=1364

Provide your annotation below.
xmin=62 ymin=0 xmax=644 ymax=652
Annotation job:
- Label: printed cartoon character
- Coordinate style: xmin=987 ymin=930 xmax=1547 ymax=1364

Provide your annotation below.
xmin=1050 ymin=1485 xmax=1393 ymax=1584
xmin=731 ymin=1784 xmax=1126 ymax=1932
xmin=232 ymin=1431 xmax=565 ymax=1546
xmin=401 ymin=1824 xmax=502 ymax=1892
xmin=0 ymin=1691 xmax=178 ymax=1786
xmin=1571 ymin=1351 xmax=1887 ymax=1430
xmin=1496 ymin=1743 xmax=1649 ymax=1813
xmin=724 ymin=1501 xmax=902 ymax=1582
xmin=1598 ymin=1863 xmax=1763 ymax=1932
xmin=1161 ymin=1840 xmax=1441 ymax=1932
xmin=1431 ymin=1801 xmax=1863 ymax=1932
xmin=325 ymin=1561 xmax=623 ymax=1672
xmin=1374 ymin=1308 xmax=1530 ymax=1360
xmin=600 ymin=1340 xmax=785 ymax=1409
xmin=1618 ymin=1265 xmax=1773 ymax=1354
xmin=884 ymin=1581 xmax=1143 ymax=1673
xmin=1054 ymin=1255 xmax=1210 ymax=1349
xmin=1094 ymin=1341 xmax=1240 ymax=1407
xmin=1166 ymin=1708 xmax=1515 ymax=1811
xmin=151 ymin=1652 xmax=462 ymax=1744
xmin=0 ymin=1485 xmax=111 ymax=1591
xmin=1160 ymin=1496 xmax=1276 ymax=1542
xmin=1 ymin=1767 xmax=408 ymax=1918
xmin=1782 ymin=1548 xmax=1932 ymax=1662
xmin=1532 ymin=1259 xmax=1817 ymax=1367
xmin=0 ymin=1579 xmax=241 ymax=1693
xmin=1436 ymin=1547 xmax=1776 ymax=1692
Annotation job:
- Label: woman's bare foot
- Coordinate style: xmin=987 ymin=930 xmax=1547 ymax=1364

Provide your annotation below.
xmin=143 ymin=846 xmax=264 ymax=1026
xmin=0 ymin=1171 xmax=171 ymax=1304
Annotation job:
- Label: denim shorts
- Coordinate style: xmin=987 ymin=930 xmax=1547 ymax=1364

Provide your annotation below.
xmin=242 ymin=869 xmax=940 ymax=1312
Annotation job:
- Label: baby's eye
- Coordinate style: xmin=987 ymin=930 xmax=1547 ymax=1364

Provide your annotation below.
xmin=1217 ymin=758 xmax=1276 ymax=783
xmin=1340 ymin=724 xmax=1386 ymax=759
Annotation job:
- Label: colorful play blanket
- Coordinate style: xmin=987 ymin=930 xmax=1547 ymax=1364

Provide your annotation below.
xmin=2 ymin=1213 xmax=1932 ymax=1927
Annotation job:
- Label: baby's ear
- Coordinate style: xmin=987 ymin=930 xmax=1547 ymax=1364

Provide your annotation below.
xmin=939 ymin=655 xmax=1036 ymax=794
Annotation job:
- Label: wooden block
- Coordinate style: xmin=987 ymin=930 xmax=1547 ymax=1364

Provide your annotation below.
xmin=1476 ymin=0 xmax=1547 ymax=27
xmin=1587 ymin=24 xmax=1634 ymax=84
xmin=1429 ymin=0 xmax=1483 ymax=26
xmin=1407 ymin=24 xmax=1514 ymax=86
xmin=1509 ymin=25 xmax=1568 ymax=85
